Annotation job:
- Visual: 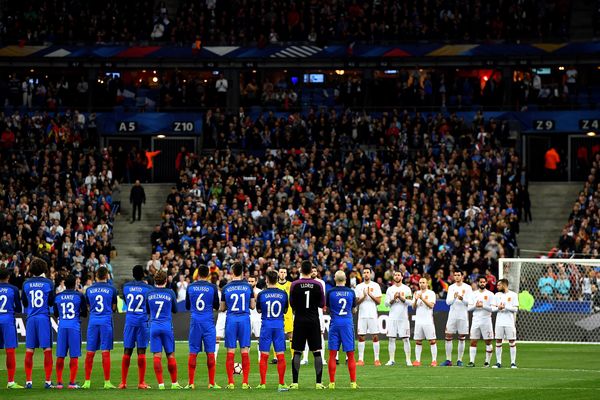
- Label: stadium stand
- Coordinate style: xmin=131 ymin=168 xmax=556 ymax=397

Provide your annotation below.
xmin=0 ymin=108 xmax=118 ymax=290
xmin=1 ymin=0 xmax=572 ymax=46
xmin=148 ymin=108 xmax=519 ymax=296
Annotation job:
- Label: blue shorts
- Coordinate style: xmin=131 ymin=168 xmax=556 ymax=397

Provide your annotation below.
xmin=224 ymin=318 xmax=251 ymax=349
xmin=124 ymin=324 xmax=149 ymax=349
xmin=259 ymin=325 xmax=286 ymax=353
xmin=25 ymin=317 xmax=52 ymax=349
xmin=150 ymin=326 xmax=175 ymax=354
xmin=328 ymin=323 xmax=355 ymax=352
xmin=87 ymin=323 xmax=114 ymax=352
xmin=189 ymin=321 xmax=216 ymax=354
xmin=0 ymin=321 xmax=18 ymax=349
xmin=56 ymin=327 xmax=81 ymax=358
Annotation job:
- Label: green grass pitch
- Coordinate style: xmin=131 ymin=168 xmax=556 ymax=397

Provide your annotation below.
xmin=2 ymin=342 xmax=599 ymax=399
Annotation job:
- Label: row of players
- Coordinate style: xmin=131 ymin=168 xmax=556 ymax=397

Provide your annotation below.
xmin=0 ymin=259 xmax=518 ymax=391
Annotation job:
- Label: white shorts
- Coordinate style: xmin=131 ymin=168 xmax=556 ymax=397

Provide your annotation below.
xmin=387 ymin=319 xmax=410 ymax=338
xmin=357 ymin=318 xmax=379 ymax=335
xmin=470 ymin=321 xmax=494 ymax=340
xmin=319 ymin=315 xmax=325 ymax=333
xmin=216 ymin=312 xmax=226 ymax=338
xmin=413 ymin=323 xmax=436 ymax=340
xmin=445 ymin=318 xmax=469 ymax=335
xmin=495 ymin=325 xmax=516 ymax=341
xmin=251 ymin=316 xmax=262 ymax=338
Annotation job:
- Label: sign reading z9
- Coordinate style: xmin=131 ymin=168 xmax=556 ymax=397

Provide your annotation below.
xmin=172 ymin=121 xmax=195 ymax=132
xmin=533 ymin=120 xmax=555 ymax=131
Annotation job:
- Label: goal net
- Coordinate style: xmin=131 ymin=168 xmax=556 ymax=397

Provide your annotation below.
xmin=499 ymin=258 xmax=600 ymax=343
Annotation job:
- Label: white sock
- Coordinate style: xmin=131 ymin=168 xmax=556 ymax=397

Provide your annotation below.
xmin=258 ymin=343 xmax=261 ymax=362
xmin=495 ymin=344 xmax=503 ymax=365
xmin=415 ymin=344 xmax=422 ymax=362
xmin=458 ymin=340 xmax=465 ymax=361
xmin=388 ymin=338 xmax=396 ymax=362
xmin=445 ymin=340 xmax=452 ymax=361
xmin=430 ymin=343 xmax=437 ymax=362
xmin=469 ymin=346 xmax=477 ymax=363
xmin=403 ymin=338 xmax=411 ymax=363
xmin=510 ymin=344 xmax=517 ymax=364
xmin=321 ymin=335 xmax=326 ymax=364
xmin=358 ymin=341 xmax=365 ymax=361
xmin=485 ymin=344 xmax=493 ymax=363
xmin=302 ymin=344 xmax=309 ymax=362
xmin=373 ymin=341 xmax=380 ymax=361
xmin=215 ymin=343 xmax=220 ymax=362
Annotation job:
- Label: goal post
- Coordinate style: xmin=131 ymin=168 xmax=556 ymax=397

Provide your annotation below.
xmin=499 ymin=258 xmax=600 ymax=343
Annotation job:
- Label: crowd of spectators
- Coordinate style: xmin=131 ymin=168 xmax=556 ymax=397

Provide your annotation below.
xmin=536 ymin=264 xmax=600 ymax=308
xmin=1 ymin=1 xmax=572 ymax=47
xmin=538 ymin=152 xmax=600 ymax=306
xmin=553 ymin=153 xmax=600 ymax=259
xmin=0 ymin=107 xmax=119 ymax=294
xmin=149 ymin=108 xmax=525 ymax=299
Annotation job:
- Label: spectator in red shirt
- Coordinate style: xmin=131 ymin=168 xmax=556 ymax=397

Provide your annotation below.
xmin=485 ymin=269 xmax=497 ymax=292
xmin=0 ymin=127 xmax=15 ymax=149
xmin=409 ymin=267 xmax=422 ymax=291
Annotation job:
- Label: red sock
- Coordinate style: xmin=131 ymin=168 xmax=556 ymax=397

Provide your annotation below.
xmin=56 ymin=357 xmax=65 ymax=384
xmin=138 ymin=354 xmax=147 ymax=384
xmin=207 ymin=353 xmax=216 ymax=386
xmin=259 ymin=353 xmax=269 ymax=385
xmin=69 ymin=358 xmax=79 ymax=384
xmin=167 ymin=356 xmax=178 ymax=383
xmin=241 ymin=352 xmax=250 ymax=385
xmin=121 ymin=354 xmax=131 ymax=385
xmin=153 ymin=356 xmax=164 ymax=385
xmin=347 ymin=351 xmax=356 ymax=383
xmin=276 ymin=353 xmax=286 ymax=385
xmin=188 ymin=354 xmax=197 ymax=385
xmin=44 ymin=349 xmax=53 ymax=381
xmin=24 ymin=351 xmax=33 ymax=382
xmin=102 ymin=352 xmax=111 ymax=381
xmin=6 ymin=348 xmax=16 ymax=383
xmin=84 ymin=352 xmax=95 ymax=380
xmin=225 ymin=352 xmax=235 ymax=385
xmin=328 ymin=350 xmax=338 ymax=383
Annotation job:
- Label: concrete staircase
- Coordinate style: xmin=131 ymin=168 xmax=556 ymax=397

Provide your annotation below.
xmin=517 ymin=182 xmax=582 ymax=257
xmin=111 ymin=183 xmax=171 ymax=283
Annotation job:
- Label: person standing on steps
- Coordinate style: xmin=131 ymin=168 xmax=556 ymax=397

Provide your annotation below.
xmin=130 ymin=180 xmax=146 ymax=223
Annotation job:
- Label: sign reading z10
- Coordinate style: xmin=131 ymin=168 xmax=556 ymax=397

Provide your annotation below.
xmin=172 ymin=121 xmax=195 ymax=132
xmin=580 ymin=119 xmax=600 ymax=130
xmin=533 ymin=120 xmax=555 ymax=131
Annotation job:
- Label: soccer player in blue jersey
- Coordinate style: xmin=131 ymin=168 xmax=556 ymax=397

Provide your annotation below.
xmin=256 ymin=270 xmax=289 ymax=391
xmin=0 ymin=267 xmax=23 ymax=389
xmin=22 ymin=258 xmax=55 ymax=388
xmin=82 ymin=266 xmax=117 ymax=389
xmin=54 ymin=275 xmax=87 ymax=389
xmin=185 ymin=264 xmax=220 ymax=389
xmin=326 ymin=270 xmax=358 ymax=389
xmin=220 ymin=262 xmax=255 ymax=389
xmin=147 ymin=270 xmax=183 ymax=390
xmin=119 ymin=265 xmax=153 ymax=389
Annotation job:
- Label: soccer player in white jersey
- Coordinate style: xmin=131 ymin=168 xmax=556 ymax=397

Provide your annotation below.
xmin=493 ymin=278 xmax=519 ymax=369
xmin=467 ymin=276 xmax=497 ymax=367
xmin=442 ymin=269 xmax=472 ymax=366
xmin=354 ymin=267 xmax=382 ymax=366
xmin=301 ymin=267 xmax=327 ymax=366
xmin=384 ymin=271 xmax=413 ymax=366
xmin=248 ymin=276 xmax=262 ymax=362
xmin=412 ymin=278 xmax=437 ymax=367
